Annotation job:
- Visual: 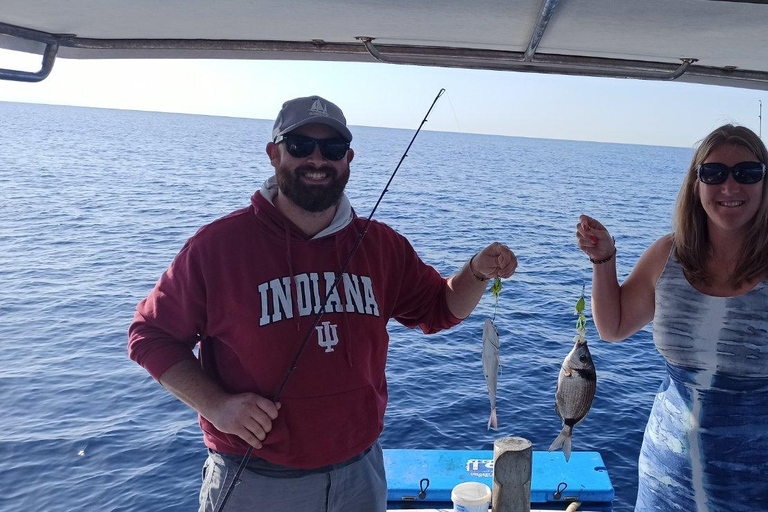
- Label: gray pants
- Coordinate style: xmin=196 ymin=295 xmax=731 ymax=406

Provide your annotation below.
xmin=199 ymin=443 xmax=387 ymax=512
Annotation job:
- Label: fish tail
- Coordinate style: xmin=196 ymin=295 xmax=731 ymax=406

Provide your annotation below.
xmin=487 ymin=408 xmax=498 ymax=431
xmin=563 ymin=436 xmax=572 ymax=462
xmin=548 ymin=425 xmax=573 ymax=461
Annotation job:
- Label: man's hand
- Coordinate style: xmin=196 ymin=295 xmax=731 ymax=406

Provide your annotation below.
xmin=446 ymin=242 xmax=517 ymax=319
xmin=206 ymin=393 xmax=281 ymax=449
xmin=471 ymin=242 xmax=517 ymax=280
xmin=158 ymin=360 xmax=282 ymax=449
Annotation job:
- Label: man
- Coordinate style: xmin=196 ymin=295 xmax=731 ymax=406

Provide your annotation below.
xmin=128 ymin=95 xmax=517 ymax=512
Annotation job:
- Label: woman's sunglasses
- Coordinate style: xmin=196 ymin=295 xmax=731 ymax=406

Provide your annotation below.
xmin=697 ymin=161 xmax=766 ymax=185
xmin=275 ymin=134 xmax=350 ymax=161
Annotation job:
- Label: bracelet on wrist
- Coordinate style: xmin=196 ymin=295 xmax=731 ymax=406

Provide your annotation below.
xmin=590 ymin=249 xmax=616 ymax=264
xmin=590 ymin=236 xmax=617 ymax=264
xmin=468 ymin=253 xmax=489 ymax=282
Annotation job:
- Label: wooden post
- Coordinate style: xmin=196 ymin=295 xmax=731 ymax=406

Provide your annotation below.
xmin=492 ymin=437 xmax=532 ymax=512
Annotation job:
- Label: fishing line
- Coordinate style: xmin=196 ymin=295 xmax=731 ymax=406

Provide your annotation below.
xmin=213 ymin=88 xmax=446 ymax=512
xmin=445 ymin=92 xmax=462 ymax=132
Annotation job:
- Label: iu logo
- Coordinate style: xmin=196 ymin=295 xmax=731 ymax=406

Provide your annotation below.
xmin=316 ymin=321 xmax=339 ymax=352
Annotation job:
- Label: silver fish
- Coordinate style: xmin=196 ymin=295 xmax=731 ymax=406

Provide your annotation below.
xmin=549 ymin=338 xmax=596 ymax=461
xmin=482 ymin=318 xmax=500 ymax=430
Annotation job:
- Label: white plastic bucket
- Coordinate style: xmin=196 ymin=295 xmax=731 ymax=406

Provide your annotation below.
xmin=451 ymin=482 xmax=491 ymax=512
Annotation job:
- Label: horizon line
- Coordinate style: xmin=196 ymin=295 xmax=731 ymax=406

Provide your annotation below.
xmin=0 ymin=98 xmax=691 ymax=150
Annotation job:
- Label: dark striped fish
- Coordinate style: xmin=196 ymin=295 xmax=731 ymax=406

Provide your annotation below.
xmin=549 ymin=338 xmax=596 ymax=462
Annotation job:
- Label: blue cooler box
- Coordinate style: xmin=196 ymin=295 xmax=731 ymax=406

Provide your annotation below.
xmin=385 ymin=449 xmax=614 ymax=511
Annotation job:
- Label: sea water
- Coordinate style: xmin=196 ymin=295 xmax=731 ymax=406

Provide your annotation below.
xmin=0 ymin=101 xmax=692 ymax=511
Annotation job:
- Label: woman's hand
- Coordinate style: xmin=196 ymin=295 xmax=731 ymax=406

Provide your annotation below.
xmin=577 ymin=214 xmax=615 ymax=263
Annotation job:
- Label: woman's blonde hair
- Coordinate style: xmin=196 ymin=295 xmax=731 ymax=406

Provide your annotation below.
xmin=672 ymin=124 xmax=768 ymax=286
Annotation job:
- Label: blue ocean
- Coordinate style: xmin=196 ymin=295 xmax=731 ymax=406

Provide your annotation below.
xmin=0 ymin=101 xmax=693 ymax=511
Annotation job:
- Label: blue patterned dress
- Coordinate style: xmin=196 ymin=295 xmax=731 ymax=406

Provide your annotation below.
xmin=635 ymin=253 xmax=768 ymax=511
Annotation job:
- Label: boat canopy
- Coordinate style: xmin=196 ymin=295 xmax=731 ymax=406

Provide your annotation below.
xmin=1 ymin=0 xmax=767 ymax=89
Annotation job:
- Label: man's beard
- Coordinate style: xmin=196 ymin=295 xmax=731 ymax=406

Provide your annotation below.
xmin=276 ymin=163 xmax=350 ymax=213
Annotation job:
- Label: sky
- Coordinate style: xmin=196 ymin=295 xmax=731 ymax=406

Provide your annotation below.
xmin=1 ymin=48 xmax=767 ymax=148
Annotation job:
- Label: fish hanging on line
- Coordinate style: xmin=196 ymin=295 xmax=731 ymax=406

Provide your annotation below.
xmin=549 ymin=290 xmax=597 ymax=462
xmin=482 ymin=278 xmax=503 ymax=430
xmin=482 ymin=318 xmax=500 ymax=430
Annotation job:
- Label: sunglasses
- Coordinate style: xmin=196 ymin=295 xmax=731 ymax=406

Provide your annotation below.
xmin=697 ymin=161 xmax=766 ymax=185
xmin=275 ymin=134 xmax=350 ymax=161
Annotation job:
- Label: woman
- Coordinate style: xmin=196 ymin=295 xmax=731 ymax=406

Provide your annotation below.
xmin=577 ymin=124 xmax=768 ymax=511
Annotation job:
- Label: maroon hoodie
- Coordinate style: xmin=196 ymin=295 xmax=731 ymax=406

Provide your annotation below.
xmin=128 ymin=190 xmax=461 ymax=468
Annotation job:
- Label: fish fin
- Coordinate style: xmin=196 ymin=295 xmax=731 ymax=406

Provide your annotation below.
xmin=487 ymin=408 xmax=498 ymax=430
xmin=563 ymin=436 xmax=572 ymax=462
xmin=548 ymin=434 xmax=564 ymax=452
xmin=548 ymin=426 xmax=571 ymax=454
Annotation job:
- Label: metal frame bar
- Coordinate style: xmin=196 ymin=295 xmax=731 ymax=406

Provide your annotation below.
xmin=0 ymin=22 xmax=59 ymax=82
xmin=359 ymin=0 xmax=695 ymax=83
xmin=1 ymin=21 xmax=767 ymax=89
xmin=524 ymin=0 xmax=561 ymax=62
xmin=358 ymin=37 xmax=695 ymax=81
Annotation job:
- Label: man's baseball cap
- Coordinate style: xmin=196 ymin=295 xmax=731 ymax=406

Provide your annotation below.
xmin=272 ymin=95 xmax=353 ymax=142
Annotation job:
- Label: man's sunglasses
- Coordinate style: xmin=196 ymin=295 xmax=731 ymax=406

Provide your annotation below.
xmin=697 ymin=161 xmax=766 ymax=185
xmin=275 ymin=134 xmax=350 ymax=161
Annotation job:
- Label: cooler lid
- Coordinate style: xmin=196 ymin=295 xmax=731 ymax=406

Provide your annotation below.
xmin=384 ymin=449 xmax=614 ymax=504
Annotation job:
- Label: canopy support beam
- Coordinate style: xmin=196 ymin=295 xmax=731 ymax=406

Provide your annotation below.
xmin=524 ymin=0 xmax=561 ymax=62
xmin=358 ymin=37 xmax=696 ymax=82
xmin=2 ymin=21 xmax=768 ymax=89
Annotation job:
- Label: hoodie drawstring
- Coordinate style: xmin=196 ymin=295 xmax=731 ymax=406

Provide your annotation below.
xmin=284 ymin=221 xmax=302 ymax=332
xmin=285 ymin=218 xmax=353 ymax=366
xmin=335 ymin=233 xmax=354 ymax=368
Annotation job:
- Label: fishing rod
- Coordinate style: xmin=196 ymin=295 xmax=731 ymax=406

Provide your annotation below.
xmin=214 ymin=88 xmax=445 ymax=512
